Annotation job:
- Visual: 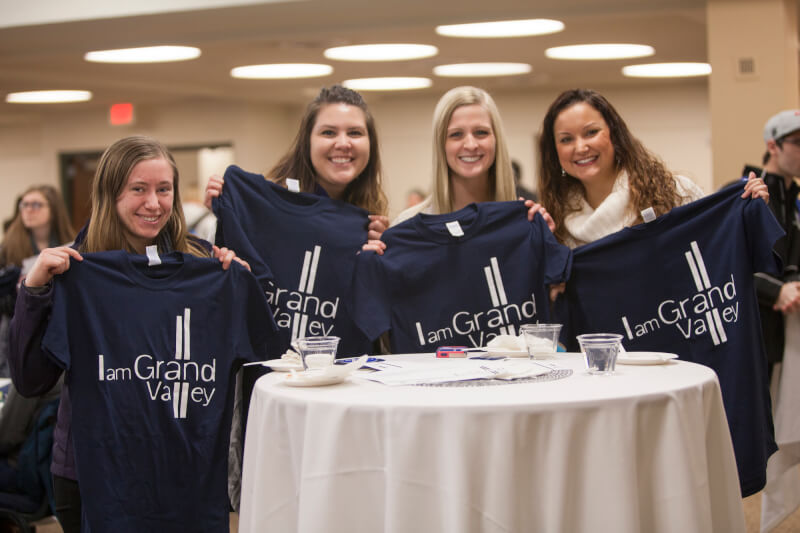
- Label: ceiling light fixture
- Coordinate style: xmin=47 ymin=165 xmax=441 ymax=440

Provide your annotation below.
xmin=324 ymin=44 xmax=438 ymax=62
xmin=622 ymin=62 xmax=712 ymax=78
xmin=6 ymin=90 xmax=92 ymax=104
xmin=342 ymin=77 xmax=432 ymax=91
xmin=436 ymin=19 xmax=564 ymax=38
xmin=433 ymin=62 xmax=532 ymax=77
xmin=545 ymin=44 xmax=654 ymax=60
xmin=84 ymin=46 xmax=201 ymax=63
xmin=230 ymin=63 xmax=333 ymax=79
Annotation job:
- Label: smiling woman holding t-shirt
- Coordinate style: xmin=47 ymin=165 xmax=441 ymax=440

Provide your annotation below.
xmin=9 ymin=136 xmax=245 ymax=532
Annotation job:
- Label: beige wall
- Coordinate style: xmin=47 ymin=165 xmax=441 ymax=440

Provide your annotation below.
xmin=0 ymin=83 xmax=712 ymax=232
xmin=708 ymin=0 xmax=799 ymax=188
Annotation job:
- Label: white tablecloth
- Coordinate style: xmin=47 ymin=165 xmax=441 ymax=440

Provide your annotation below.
xmin=240 ymin=353 xmax=744 ymax=533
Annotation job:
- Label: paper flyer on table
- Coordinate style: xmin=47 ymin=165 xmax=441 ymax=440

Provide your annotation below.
xmin=359 ymin=359 xmax=555 ymax=386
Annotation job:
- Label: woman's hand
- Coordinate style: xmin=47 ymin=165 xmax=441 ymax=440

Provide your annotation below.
xmin=361 ymin=240 xmax=387 ymax=255
xmin=362 ymin=214 xmax=389 ymax=255
xmin=522 ymin=198 xmax=556 ymax=233
xmin=742 ymin=171 xmax=769 ymax=204
xmin=549 ymin=282 xmax=566 ymax=302
xmin=24 ymin=246 xmax=83 ymax=287
xmin=367 ymin=215 xmax=389 ymax=241
xmin=774 ymin=281 xmax=800 ymax=314
xmin=204 ymin=174 xmax=225 ymax=210
xmin=212 ymin=245 xmax=250 ymax=271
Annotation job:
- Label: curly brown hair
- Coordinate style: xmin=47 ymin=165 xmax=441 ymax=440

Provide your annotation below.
xmin=538 ymin=89 xmax=684 ymax=244
xmin=267 ymin=85 xmax=387 ymax=215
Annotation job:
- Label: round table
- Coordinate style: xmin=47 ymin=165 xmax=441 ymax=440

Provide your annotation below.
xmin=239 ymin=353 xmax=744 ymax=533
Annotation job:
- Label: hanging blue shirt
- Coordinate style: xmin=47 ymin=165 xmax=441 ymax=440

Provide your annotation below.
xmin=559 ymin=183 xmax=784 ymax=496
xmin=351 ymin=201 xmax=572 ymax=353
xmin=42 ymin=251 xmax=274 ymax=532
xmin=212 ymin=165 xmax=372 ymax=357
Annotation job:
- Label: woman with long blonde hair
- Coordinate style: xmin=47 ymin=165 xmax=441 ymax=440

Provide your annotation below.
xmin=394 ymin=86 xmax=534 ymax=224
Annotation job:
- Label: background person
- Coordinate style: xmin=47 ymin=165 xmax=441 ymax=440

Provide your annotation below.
xmin=754 ymin=109 xmax=800 ymax=378
xmin=512 ymin=159 xmax=537 ymax=202
xmin=0 ymin=186 xmax=75 ymax=377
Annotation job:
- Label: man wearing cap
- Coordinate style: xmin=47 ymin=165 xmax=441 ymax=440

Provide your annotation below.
xmin=758 ymin=110 xmax=800 ymax=377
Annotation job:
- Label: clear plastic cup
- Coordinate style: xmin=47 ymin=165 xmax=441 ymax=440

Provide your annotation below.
xmin=294 ymin=336 xmax=340 ymax=370
xmin=520 ymin=324 xmax=562 ymax=359
xmin=576 ymin=333 xmax=623 ymax=375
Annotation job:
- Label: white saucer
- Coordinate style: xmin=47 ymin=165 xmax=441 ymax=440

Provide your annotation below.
xmin=262 ymin=359 xmax=303 ymax=372
xmin=283 ymin=371 xmax=346 ymax=387
xmin=488 ymin=349 xmax=528 ymax=358
xmin=616 ymin=352 xmax=678 ymax=365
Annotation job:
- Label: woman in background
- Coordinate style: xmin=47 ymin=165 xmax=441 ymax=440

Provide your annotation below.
xmin=0 ymin=185 xmax=75 ymax=273
xmin=0 ymin=186 xmax=75 ymax=376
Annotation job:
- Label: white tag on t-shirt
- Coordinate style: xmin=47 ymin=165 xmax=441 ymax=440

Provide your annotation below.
xmin=445 ymin=221 xmax=464 ymax=237
xmin=286 ymin=178 xmax=300 ymax=193
xmin=145 ymin=245 xmax=162 ymax=266
xmin=641 ymin=207 xmax=656 ymax=223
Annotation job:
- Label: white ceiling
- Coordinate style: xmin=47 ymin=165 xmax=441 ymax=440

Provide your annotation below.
xmin=0 ymin=0 xmax=710 ymax=123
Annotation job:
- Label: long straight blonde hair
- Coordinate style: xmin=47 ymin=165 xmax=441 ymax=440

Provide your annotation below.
xmin=82 ymin=136 xmax=208 ymax=257
xmin=430 ymin=86 xmax=516 ymax=214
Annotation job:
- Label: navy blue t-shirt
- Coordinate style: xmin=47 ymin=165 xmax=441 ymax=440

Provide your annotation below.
xmin=352 ymin=201 xmax=572 ymax=352
xmin=213 ymin=165 xmax=372 ymax=357
xmin=42 ymin=251 xmax=274 ymax=532
xmin=559 ymin=183 xmax=784 ymax=497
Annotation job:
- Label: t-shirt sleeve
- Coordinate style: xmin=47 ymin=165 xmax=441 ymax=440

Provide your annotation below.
xmin=533 ymin=213 xmax=572 ymax=285
xmin=211 ymin=167 xmax=275 ymax=288
xmin=41 ymin=277 xmax=71 ymax=371
xmin=350 ymin=251 xmax=391 ymax=342
xmin=743 ymin=197 xmax=785 ymax=275
xmin=232 ymin=264 xmax=279 ymax=361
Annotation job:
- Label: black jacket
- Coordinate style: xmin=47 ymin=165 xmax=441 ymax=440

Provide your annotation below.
xmin=755 ymin=171 xmax=800 ymax=365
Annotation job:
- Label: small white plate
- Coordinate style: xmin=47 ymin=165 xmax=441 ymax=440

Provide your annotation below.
xmin=616 ymin=352 xmax=678 ymax=365
xmin=262 ymin=359 xmax=303 ymax=372
xmin=283 ymin=371 xmax=346 ymax=387
xmin=488 ymin=349 xmax=529 ymax=358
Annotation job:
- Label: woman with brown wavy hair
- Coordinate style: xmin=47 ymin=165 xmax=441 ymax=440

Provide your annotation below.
xmin=537 ymin=88 xmax=767 ymax=248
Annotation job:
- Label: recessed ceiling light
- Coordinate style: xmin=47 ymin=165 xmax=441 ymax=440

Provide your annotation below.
xmin=230 ymin=63 xmax=333 ymax=79
xmin=324 ymin=44 xmax=438 ymax=62
xmin=545 ymin=44 xmax=655 ymax=60
xmin=6 ymin=90 xmax=92 ymax=104
xmin=622 ymin=62 xmax=712 ymax=78
xmin=436 ymin=19 xmax=564 ymax=38
xmin=433 ymin=62 xmax=532 ymax=77
xmin=342 ymin=77 xmax=432 ymax=91
xmin=84 ymin=46 xmax=201 ymax=63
